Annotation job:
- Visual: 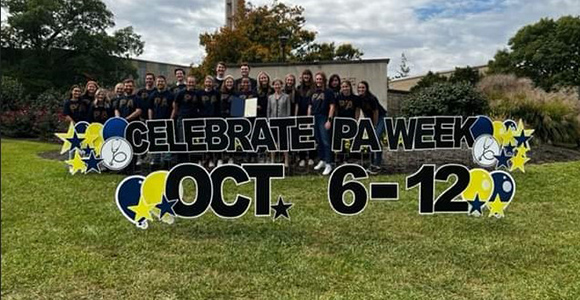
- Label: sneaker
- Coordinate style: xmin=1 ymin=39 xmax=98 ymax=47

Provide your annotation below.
xmin=314 ymin=161 xmax=325 ymax=170
xmin=228 ymin=158 xmax=234 ymax=164
xmin=136 ymin=158 xmax=143 ymax=166
xmin=298 ymin=160 xmax=306 ymax=167
xmin=217 ymin=159 xmax=223 ymax=166
xmin=366 ymin=165 xmax=381 ymax=175
xmin=308 ymin=159 xmax=315 ymax=166
xmin=198 ymin=160 xmax=203 ymax=166
xmin=322 ymin=163 xmax=333 ymax=176
xmin=208 ymin=160 xmax=215 ymax=169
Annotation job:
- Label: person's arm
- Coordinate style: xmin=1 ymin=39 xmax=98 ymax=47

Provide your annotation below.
xmin=267 ymin=95 xmax=273 ymax=118
xmin=127 ymin=108 xmax=141 ymax=121
xmin=286 ymin=94 xmax=291 ymax=117
xmin=373 ymin=109 xmax=379 ymax=126
xmin=171 ymin=101 xmax=178 ymax=120
xmin=65 ymin=116 xmax=74 ymax=124
xmin=307 ymin=104 xmax=311 ymax=116
xmin=355 ymin=108 xmax=361 ymax=120
xmin=63 ymin=101 xmax=74 ymax=123
xmin=325 ymin=103 xmax=335 ymax=130
xmin=148 ymin=108 xmax=153 ymax=120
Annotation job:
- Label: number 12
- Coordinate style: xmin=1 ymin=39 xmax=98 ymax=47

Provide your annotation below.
xmin=406 ymin=164 xmax=470 ymax=214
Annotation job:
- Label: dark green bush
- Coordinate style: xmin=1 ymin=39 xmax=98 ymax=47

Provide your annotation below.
xmin=402 ymin=82 xmax=489 ymax=117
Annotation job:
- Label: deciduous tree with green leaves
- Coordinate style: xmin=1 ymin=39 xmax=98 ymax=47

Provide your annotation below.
xmin=488 ymin=16 xmax=580 ymax=91
xmin=197 ymin=0 xmax=363 ymax=75
xmin=1 ymin=0 xmax=144 ymax=95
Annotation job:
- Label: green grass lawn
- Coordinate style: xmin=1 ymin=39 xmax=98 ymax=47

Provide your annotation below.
xmin=2 ymin=139 xmax=580 ymax=299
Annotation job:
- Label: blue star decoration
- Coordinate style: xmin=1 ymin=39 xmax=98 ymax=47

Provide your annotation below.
xmin=495 ymin=149 xmax=511 ymax=169
xmin=156 ymin=196 xmax=178 ymax=219
xmin=66 ymin=131 xmax=85 ymax=151
xmin=83 ymin=151 xmax=103 ymax=173
xmin=271 ymin=196 xmax=293 ymax=221
xmin=82 ymin=144 xmax=93 ymax=156
xmin=515 ymin=130 xmax=532 ymax=148
xmin=467 ymin=194 xmax=486 ymax=216
xmin=504 ymin=142 xmax=516 ymax=155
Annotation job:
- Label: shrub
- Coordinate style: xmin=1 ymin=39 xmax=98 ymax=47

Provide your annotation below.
xmin=402 ymin=82 xmax=489 ymax=117
xmin=1 ymin=76 xmax=27 ymax=112
xmin=477 ymin=74 xmax=580 ymax=145
xmin=0 ymin=88 xmax=66 ymax=139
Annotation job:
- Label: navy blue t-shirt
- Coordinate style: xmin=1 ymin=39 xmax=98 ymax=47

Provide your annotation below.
xmin=309 ymin=88 xmax=335 ymax=116
xmin=256 ymin=87 xmax=272 ymax=118
xmin=199 ymin=89 xmax=221 ymax=117
xmin=114 ymin=94 xmax=141 ymax=119
xmin=171 ymin=83 xmax=187 ymax=96
xmin=63 ymin=99 xmax=89 ymax=123
xmin=360 ymin=94 xmax=386 ymax=118
xmin=335 ymin=93 xmax=361 ymax=119
xmin=296 ymin=85 xmax=313 ymax=116
xmin=175 ymin=89 xmax=201 ymax=118
xmin=136 ymin=88 xmax=155 ymax=119
xmin=88 ymin=100 xmax=114 ymax=124
xmin=148 ymin=89 xmax=174 ymax=119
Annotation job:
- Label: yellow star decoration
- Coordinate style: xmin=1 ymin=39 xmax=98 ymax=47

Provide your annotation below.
xmin=81 ymin=123 xmax=105 ymax=155
xmin=510 ymin=148 xmax=531 ymax=173
xmin=65 ymin=149 xmax=87 ymax=175
xmin=128 ymin=197 xmax=156 ymax=222
xmin=55 ymin=122 xmax=77 ymax=154
xmin=500 ymin=127 xmax=516 ymax=147
xmin=488 ymin=195 xmax=508 ymax=218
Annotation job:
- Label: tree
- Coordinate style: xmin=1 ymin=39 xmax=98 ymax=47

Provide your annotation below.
xmin=198 ymin=0 xmax=363 ymax=74
xmin=409 ymin=71 xmax=448 ymax=93
xmin=488 ymin=16 xmax=580 ymax=91
xmin=394 ymin=53 xmax=411 ymax=79
xmin=1 ymin=0 xmax=144 ymax=94
xmin=402 ymin=82 xmax=489 ymax=117
xmin=449 ymin=66 xmax=481 ymax=85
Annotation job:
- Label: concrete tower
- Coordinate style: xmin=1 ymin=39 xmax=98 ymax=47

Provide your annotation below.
xmin=225 ymin=0 xmax=239 ymax=29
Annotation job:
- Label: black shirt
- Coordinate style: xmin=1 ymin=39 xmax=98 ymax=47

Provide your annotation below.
xmin=148 ymin=89 xmax=174 ymax=119
xmin=89 ymin=100 xmax=114 ymax=124
xmin=360 ymin=94 xmax=386 ymax=119
xmin=175 ymin=89 xmax=201 ymax=118
xmin=310 ymin=88 xmax=335 ymax=116
xmin=199 ymin=89 xmax=221 ymax=117
xmin=220 ymin=90 xmax=237 ymax=118
xmin=335 ymin=93 xmax=361 ymax=119
xmin=256 ymin=87 xmax=273 ymax=118
xmin=114 ymin=94 xmax=141 ymax=119
xmin=296 ymin=84 xmax=314 ymax=116
xmin=136 ymin=87 xmax=155 ymax=119
xmin=63 ymin=99 xmax=89 ymax=123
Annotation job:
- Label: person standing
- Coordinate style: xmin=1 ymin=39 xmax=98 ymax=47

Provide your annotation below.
xmin=88 ymin=88 xmax=113 ymax=124
xmin=80 ymin=80 xmax=99 ymax=108
xmin=296 ymin=69 xmax=315 ymax=167
xmin=267 ymin=79 xmax=292 ymax=168
xmin=114 ymin=79 xmax=141 ymax=121
xmin=147 ymin=75 xmax=175 ymax=169
xmin=172 ymin=68 xmax=187 ymax=95
xmin=63 ymin=85 xmax=89 ymax=124
xmin=234 ymin=63 xmax=257 ymax=92
xmin=219 ymin=75 xmax=237 ymax=165
xmin=328 ymin=74 xmax=341 ymax=99
xmin=200 ymin=76 xmax=221 ymax=169
xmin=358 ymin=81 xmax=387 ymax=175
xmin=136 ymin=72 xmax=156 ymax=120
xmin=174 ymin=75 xmax=201 ymax=164
xmin=335 ymin=80 xmax=361 ymax=165
xmin=213 ymin=62 xmax=227 ymax=90
xmin=308 ymin=72 xmax=336 ymax=176
xmin=256 ymin=71 xmax=272 ymax=118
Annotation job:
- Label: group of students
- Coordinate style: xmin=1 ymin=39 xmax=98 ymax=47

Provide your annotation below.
xmin=62 ymin=62 xmax=387 ymax=175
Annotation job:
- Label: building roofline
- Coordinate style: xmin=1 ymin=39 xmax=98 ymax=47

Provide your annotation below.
xmin=390 ymin=64 xmax=488 ymax=82
xmin=226 ymin=58 xmax=390 ymax=68
xmin=130 ymin=57 xmax=190 ymax=67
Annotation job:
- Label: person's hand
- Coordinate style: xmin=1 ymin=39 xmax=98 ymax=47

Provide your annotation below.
xmin=325 ymin=121 xmax=331 ymax=130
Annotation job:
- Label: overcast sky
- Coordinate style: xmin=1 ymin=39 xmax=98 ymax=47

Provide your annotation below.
xmin=3 ymin=0 xmax=579 ymax=76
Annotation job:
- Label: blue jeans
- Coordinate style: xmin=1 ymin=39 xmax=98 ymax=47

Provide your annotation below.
xmin=373 ymin=114 xmax=386 ymax=166
xmin=314 ymin=114 xmax=331 ymax=163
